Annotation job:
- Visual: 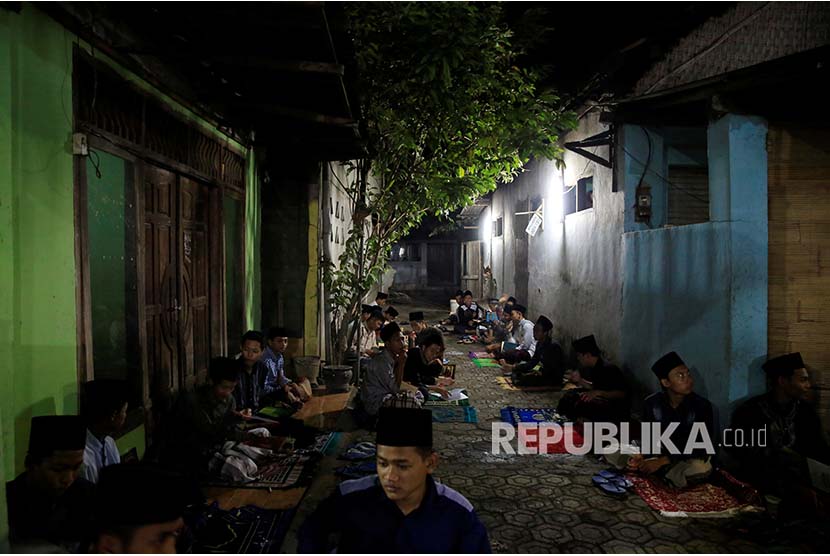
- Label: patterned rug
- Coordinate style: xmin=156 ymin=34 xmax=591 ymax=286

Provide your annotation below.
xmin=627 ymin=468 xmax=764 ymax=517
xmin=495 ymin=376 xmax=559 ymax=391
xmin=205 ymin=452 xmax=320 ymax=490
xmin=469 ymin=351 xmax=493 ymax=359
xmin=499 ymin=407 xmax=582 ymax=454
xmin=187 ymin=503 xmax=296 ymax=553
xmin=430 ymin=406 xmax=478 ymax=423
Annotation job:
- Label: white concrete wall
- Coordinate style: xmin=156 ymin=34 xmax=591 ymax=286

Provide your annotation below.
xmin=484 ymin=109 xmax=625 ymax=361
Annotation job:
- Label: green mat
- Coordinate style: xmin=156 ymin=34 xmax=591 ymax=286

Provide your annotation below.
xmin=430 ymin=406 xmax=478 ymax=423
xmin=472 ymin=358 xmax=501 ymax=368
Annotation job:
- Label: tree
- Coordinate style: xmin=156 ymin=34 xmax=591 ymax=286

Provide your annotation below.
xmin=323 ymin=2 xmax=576 ymax=365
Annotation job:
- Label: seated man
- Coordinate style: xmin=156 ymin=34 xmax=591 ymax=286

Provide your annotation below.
xmin=6 ymin=415 xmax=95 ymax=552
xmin=404 ymin=328 xmax=453 ymax=391
xmin=359 ymin=322 xmax=417 ymax=421
xmin=443 ymin=290 xmax=465 ymax=326
xmin=454 ymin=290 xmax=482 ymax=335
xmin=406 ymin=311 xmax=427 ymax=349
xmin=372 ymin=292 xmax=389 ymax=308
xmin=500 ymin=316 xmax=564 ymax=387
xmin=729 ymin=352 xmax=830 ymax=517
xmin=358 ymin=309 xmax=385 ymax=359
xmin=384 ymin=306 xmax=400 ymax=323
xmin=298 ymin=407 xmax=491 ymax=553
xmin=262 ymin=326 xmax=312 ymax=407
xmin=234 ymin=330 xmax=268 ymax=413
xmin=486 ymin=304 xmax=534 ymax=363
xmin=81 ymin=379 xmax=129 ymax=483
xmin=162 ymin=357 xmax=246 ymax=472
xmin=627 ymin=352 xmax=714 ymax=489
xmin=92 ymin=464 xmax=191 ymax=554
xmin=360 ymin=304 xmax=375 ymax=323
xmin=557 ymin=335 xmax=628 ymax=423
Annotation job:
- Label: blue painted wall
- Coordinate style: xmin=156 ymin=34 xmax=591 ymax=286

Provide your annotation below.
xmin=620 ymin=115 xmax=769 ymax=432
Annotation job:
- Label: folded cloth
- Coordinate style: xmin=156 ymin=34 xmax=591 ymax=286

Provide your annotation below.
xmin=339 ymin=441 xmax=377 ymax=461
xmin=209 ymin=439 xmax=273 ymax=483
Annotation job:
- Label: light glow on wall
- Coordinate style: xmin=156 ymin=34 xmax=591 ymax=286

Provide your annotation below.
xmin=547 ymin=166 xmax=566 ymax=224
xmin=481 ymin=206 xmax=492 ymax=242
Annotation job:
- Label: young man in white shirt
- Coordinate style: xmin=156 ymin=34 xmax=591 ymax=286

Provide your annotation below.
xmin=80 ymin=379 xmax=128 ymax=484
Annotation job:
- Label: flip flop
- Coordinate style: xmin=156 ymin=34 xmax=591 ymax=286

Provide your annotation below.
xmin=598 ymin=469 xmax=622 ymax=480
xmin=592 ymin=474 xmax=627 ymax=498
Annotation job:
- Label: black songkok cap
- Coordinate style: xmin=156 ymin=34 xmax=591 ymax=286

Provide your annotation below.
xmin=96 ymin=464 xmax=190 ymax=527
xmin=536 ymin=315 xmax=553 ymax=332
xmin=385 ymin=306 xmax=399 ymax=318
xmin=463 ymin=290 xmax=473 ymax=297
xmin=409 ymin=311 xmax=424 ymax=321
xmin=762 ymin=352 xmax=805 ymax=377
xmin=361 ymin=304 xmax=374 ymax=314
xmin=368 ymin=308 xmax=385 ymax=321
xmin=380 ymin=321 xmax=402 ymax=343
xmin=572 ymin=334 xmax=599 ymax=355
xmin=29 ymin=415 xmax=86 ymax=457
xmin=651 ymin=351 xmax=686 ymax=379
xmin=512 ymin=304 xmax=527 ymax=315
xmin=376 ymin=407 xmax=433 ymax=447
xmin=376 ymin=292 xmax=389 ymax=300
xmin=455 ymin=290 xmax=464 ymax=297
xmin=28 ymin=416 xmax=86 ymax=459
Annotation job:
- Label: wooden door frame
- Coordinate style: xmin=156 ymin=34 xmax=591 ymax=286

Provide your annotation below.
xmin=73 ymin=135 xmax=149 ymax=428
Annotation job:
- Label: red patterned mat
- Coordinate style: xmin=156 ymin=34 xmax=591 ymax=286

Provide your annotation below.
xmin=627 ymin=468 xmax=763 ymax=517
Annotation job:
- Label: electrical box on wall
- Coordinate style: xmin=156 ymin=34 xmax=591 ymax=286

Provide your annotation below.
xmin=636 ymin=185 xmax=651 ymax=222
xmin=72 ymin=132 xmax=89 ymax=156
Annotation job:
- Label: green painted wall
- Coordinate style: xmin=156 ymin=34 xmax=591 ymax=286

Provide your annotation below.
xmin=0 ymin=4 xmax=78 ymax=481
xmin=0 ymin=15 xmax=260 ymax=543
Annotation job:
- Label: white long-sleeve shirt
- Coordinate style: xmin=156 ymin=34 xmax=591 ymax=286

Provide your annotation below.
xmin=510 ymin=318 xmax=536 ymax=355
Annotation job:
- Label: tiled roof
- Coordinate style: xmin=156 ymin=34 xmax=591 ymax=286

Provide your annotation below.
xmin=633 ymin=2 xmax=830 ymax=96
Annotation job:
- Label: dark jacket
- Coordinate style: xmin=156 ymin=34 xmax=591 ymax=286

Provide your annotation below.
xmin=298 ymin=474 xmax=491 ymax=553
xmin=6 ymin=474 xmax=95 ymax=552
xmin=729 ymin=393 xmax=830 ymax=494
xmin=643 ymin=391 xmax=715 ymax=462
xmin=404 ymin=347 xmax=444 ymax=386
xmin=512 ymin=338 xmax=565 ymax=384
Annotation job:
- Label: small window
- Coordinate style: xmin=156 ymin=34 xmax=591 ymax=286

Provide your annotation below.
xmin=493 ymin=217 xmax=503 ymax=237
xmin=577 ymin=177 xmax=593 ymax=212
xmin=667 ymin=166 xmax=709 ymax=226
xmin=563 ymin=184 xmax=577 ymax=217
xmin=514 ymin=199 xmax=529 ymax=239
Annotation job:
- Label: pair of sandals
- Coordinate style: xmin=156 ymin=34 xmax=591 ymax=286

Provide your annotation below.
xmin=592 ymin=469 xmax=633 ymax=498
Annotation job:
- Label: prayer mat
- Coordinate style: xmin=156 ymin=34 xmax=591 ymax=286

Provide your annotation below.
xmin=298 ymin=432 xmax=339 ymax=456
xmin=496 ymin=375 xmax=559 ymax=391
xmin=430 ymin=406 xmax=478 ymax=423
xmin=627 ymin=468 xmax=763 ymax=518
xmin=256 ymin=404 xmax=297 ymax=420
xmin=473 ymin=358 xmax=502 ymax=368
xmin=423 ymin=398 xmax=471 ymax=407
xmin=187 ymin=502 xmax=296 ymax=553
xmin=468 ymin=351 xmax=493 ymax=359
xmin=499 ymin=407 xmax=583 ymax=454
xmin=205 ymin=452 xmax=319 ymax=490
